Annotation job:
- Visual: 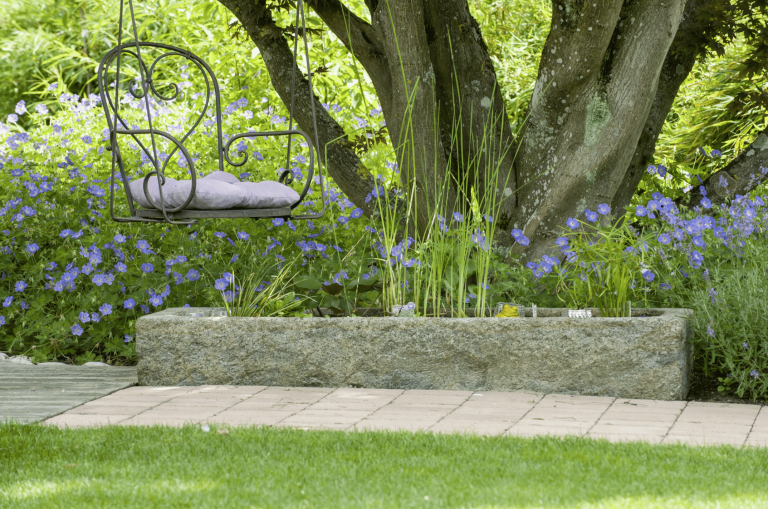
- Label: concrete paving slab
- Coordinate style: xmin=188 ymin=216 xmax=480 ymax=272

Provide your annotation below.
xmin=20 ymin=381 xmax=763 ymax=448
xmin=1 ymin=363 xmax=137 ymax=423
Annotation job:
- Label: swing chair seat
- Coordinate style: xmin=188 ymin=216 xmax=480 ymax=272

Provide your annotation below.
xmin=128 ymin=170 xmax=300 ymax=219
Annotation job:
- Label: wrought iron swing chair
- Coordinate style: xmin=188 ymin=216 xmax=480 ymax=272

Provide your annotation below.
xmin=97 ymin=0 xmax=324 ymax=225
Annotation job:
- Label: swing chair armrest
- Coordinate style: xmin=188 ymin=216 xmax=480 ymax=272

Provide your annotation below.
xmin=223 ymin=129 xmax=319 ymax=212
xmin=115 ymin=127 xmax=199 ymax=214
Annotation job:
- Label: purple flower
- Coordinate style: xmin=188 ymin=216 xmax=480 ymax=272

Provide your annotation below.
xmin=124 ymin=298 xmax=136 ymax=309
xmin=26 ymin=243 xmax=39 ymax=254
xmin=743 ymin=342 xmax=749 ymax=350
xmin=555 ymin=237 xmax=569 ymax=247
xmin=2 ymin=296 xmax=12 ymax=307
xmin=706 ymin=326 xmax=715 ymax=337
xmin=149 ymin=295 xmax=163 ymax=307
xmin=597 ymin=203 xmax=611 ymax=215
xmin=115 ymin=262 xmax=127 ymax=273
xmin=584 ymin=209 xmax=598 ymax=222
xmin=516 ymin=235 xmax=530 ymax=246
xmin=0 ymin=316 xmax=4 ymax=326
xmin=214 ymin=278 xmax=228 ymax=291
xmin=186 ymin=269 xmax=200 ymax=282
xmin=141 ymin=263 xmax=154 ymax=273
xmin=635 ymin=205 xmax=647 ymax=217
xmin=15 ymin=100 xmax=27 ymax=115
xmin=351 ymin=208 xmax=364 ymax=219
xmin=100 ymin=303 xmax=113 ymax=316
xmin=657 ymin=234 xmax=671 ymax=245
xmin=124 ymin=334 xmax=133 ymax=343
xmin=711 ymin=149 xmax=721 ymax=157
xmin=566 ymin=218 xmax=579 ymax=229
xmin=751 ymin=370 xmax=759 ymax=379
xmin=79 ymin=311 xmax=90 ymax=322
xmin=91 ymin=312 xmax=101 ymax=323
xmin=511 ymin=228 xmax=524 ymax=239
xmin=214 ymin=232 xmax=227 ymax=238
xmin=641 ymin=270 xmax=655 ymax=282
xmin=452 ymin=212 xmax=464 ymax=223
xmin=272 ymin=218 xmax=284 ymax=227
xmin=114 ymin=234 xmax=127 ymax=243
xmin=15 ymin=281 xmax=27 ymax=292
xmin=237 ymin=231 xmax=250 ymax=240
xmin=71 ymin=323 xmax=84 ymax=336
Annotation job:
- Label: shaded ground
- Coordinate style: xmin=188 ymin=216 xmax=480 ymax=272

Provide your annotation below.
xmin=687 ymin=367 xmax=765 ymax=406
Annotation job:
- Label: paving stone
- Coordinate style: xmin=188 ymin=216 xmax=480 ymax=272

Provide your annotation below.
xmin=589 ymin=423 xmax=671 ymax=435
xmin=428 ymin=420 xmax=512 ymax=436
xmin=118 ymin=416 xmax=197 ymax=426
xmin=744 ymin=433 xmax=768 ymax=447
xmin=506 ymin=425 xmax=586 ymax=437
xmin=45 ymin=414 xmax=133 ymax=428
xmin=204 ymin=411 xmax=295 ymax=426
xmin=587 ymin=433 xmax=665 ymax=444
xmin=353 ymin=420 xmax=437 ymax=432
xmin=662 ymin=434 xmax=747 ymax=446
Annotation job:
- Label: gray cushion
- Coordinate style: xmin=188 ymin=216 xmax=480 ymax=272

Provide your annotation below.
xmin=128 ymin=176 xmax=178 ymax=209
xmin=164 ymin=178 xmax=246 ymax=210
xmin=235 ymin=181 xmax=300 ymax=209
xmin=128 ymin=172 xmax=298 ymax=210
xmin=204 ymin=170 xmax=241 ymax=184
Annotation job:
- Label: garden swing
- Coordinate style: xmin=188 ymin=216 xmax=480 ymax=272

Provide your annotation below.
xmin=97 ymin=0 xmax=325 ymax=225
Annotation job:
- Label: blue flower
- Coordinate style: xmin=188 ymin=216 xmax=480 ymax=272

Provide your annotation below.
xmin=555 ymin=237 xmax=569 ymax=247
xmin=751 ymin=370 xmax=759 ymax=379
xmin=91 ymin=312 xmax=101 ymax=323
xmin=338 ymin=216 xmax=349 ymax=225
xmin=149 ymin=295 xmax=163 ymax=307
xmin=115 ymin=262 xmax=127 ymax=273
xmin=584 ymin=209 xmax=598 ymax=222
xmin=2 ymin=296 xmax=12 ymax=307
xmin=237 ymin=231 xmax=250 ymax=240
xmin=635 ymin=205 xmax=647 ymax=217
xmin=124 ymin=334 xmax=133 ymax=343
xmin=511 ymin=229 xmax=523 ymax=239
xmin=597 ymin=203 xmax=611 ymax=215
xmin=59 ymin=229 xmax=74 ymax=238
xmin=53 ymin=281 xmax=64 ymax=292
xmin=186 ymin=269 xmax=200 ymax=282
xmin=214 ymin=232 xmax=227 ymax=238
xmin=566 ymin=218 xmax=579 ymax=229
xmin=114 ymin=234 xmax=127 ymax=243
xmin=641 ymin=270 xmax=655 ymax=282
xmin=452 ymin=212 xmax=463 ymax=223
xmin=141 ymin=263 xmax=154 ymax=273
xmin=691 ymin=235 xmax=706 ymax=248
xmin=711 ymin=149 xmax=722 ymax=157
xmin=99 ymin=303 xmax=113 ymax=316
xmin=71 ymin=323 xmax=84 ymax=336
xmin=350 ymin=208 xmax=364 ymax=219
xmin=272 ymin=218 xmax=284 ymax=227
xmin=222 ymin=272 xmax=234 ymax=283
xmin=79 ymin=311 xmax=90 ymax=322
xmin=214 ymin=278 xmax=228 ymax=291
xmin=124 ymin=298 xmax=136 ymax=309
xmin=14 ymin=281 xmax=27 ymax=292
xmin=26 ymin=243 xmax=39 ymax=254
xmin=92 ymin=274 xmax=106 ymax=286
xmin=657 ymin=234 xmax=671 ymax=245
xmin=140 ymin=305 xmax=150 ymax=314
xmin=516 ymin=235 xmax=530 ymax=246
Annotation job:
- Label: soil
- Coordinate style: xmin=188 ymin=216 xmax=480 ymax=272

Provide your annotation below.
xmin=687 ymin=367 xmax=765 ymax=406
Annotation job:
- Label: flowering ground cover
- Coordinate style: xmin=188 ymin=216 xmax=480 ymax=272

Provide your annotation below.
xmin=2 ymin=422 xmax=768 ymax=508
xmin=1 ymin=67 xmax=767 ymax=400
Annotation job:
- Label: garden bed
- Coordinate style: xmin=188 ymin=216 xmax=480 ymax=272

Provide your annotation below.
xmin=135 ymin=307 xmax=693 ymax=400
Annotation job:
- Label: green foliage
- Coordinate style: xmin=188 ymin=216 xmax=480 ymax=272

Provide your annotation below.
xmin=222 ymin=260 xmax=309 ymax=317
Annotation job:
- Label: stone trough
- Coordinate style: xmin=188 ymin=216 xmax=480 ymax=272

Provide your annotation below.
xmin=135 ymin=307 xmax=694 ymax=400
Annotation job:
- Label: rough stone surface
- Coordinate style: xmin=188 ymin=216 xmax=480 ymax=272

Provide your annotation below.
xmin=136 ymin=308 xmax=694 ymax=400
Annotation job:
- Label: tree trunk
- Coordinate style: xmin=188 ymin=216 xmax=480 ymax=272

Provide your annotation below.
xmin=220 ymin=0 xmax=768 ymax=262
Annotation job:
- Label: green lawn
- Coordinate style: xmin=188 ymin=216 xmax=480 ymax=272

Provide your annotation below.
xmin=1 ymin=422 xmax=767 ymax=508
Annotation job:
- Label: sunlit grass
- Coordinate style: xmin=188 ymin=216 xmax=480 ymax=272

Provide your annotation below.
xmin=2 ymin=422 xmax=767 ymax=508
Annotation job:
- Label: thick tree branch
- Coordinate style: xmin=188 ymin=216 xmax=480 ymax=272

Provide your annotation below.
xmin=611 ymin=0 xmax=728 ymax=216
xmin=684 ymin=125 xmax=768 ymax=207
xmin=217 ymin=0 xmax=377 ymax=217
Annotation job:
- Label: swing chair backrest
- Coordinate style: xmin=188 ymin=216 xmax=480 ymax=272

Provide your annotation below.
xmin=97 ymin=0 xmax=323 ymax=224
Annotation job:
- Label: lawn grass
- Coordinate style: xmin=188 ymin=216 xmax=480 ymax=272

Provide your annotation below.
xmin=1 ymin=422 xmax=767 ymax=508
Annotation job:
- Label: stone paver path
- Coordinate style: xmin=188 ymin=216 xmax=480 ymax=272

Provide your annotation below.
xmin=1 ymin=363 xmax=137 ymax=423
xmin=43 ymin=385 xmax=768 ymax=447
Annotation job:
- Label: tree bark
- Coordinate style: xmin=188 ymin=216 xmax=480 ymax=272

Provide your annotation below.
xmin=508 ymin=0 xmax=687 ymax=262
